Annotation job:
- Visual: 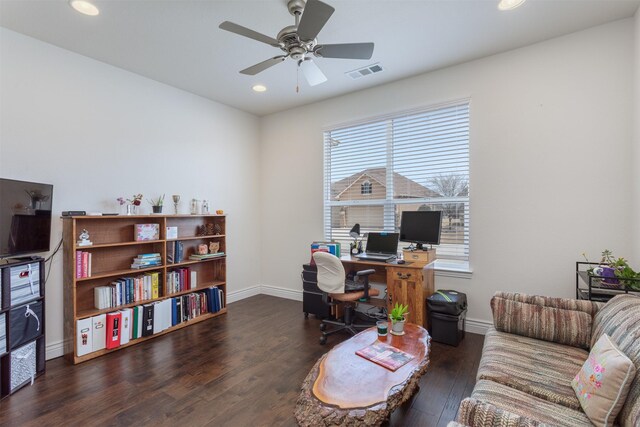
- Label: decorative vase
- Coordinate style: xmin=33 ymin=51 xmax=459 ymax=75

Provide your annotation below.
xmin=126 ymin=205 xmax=138 ymax=215
xmin=390 ymin=318 xmax=406 ymax=335
xmin=152 ymin=205 xmax=163 ymax=214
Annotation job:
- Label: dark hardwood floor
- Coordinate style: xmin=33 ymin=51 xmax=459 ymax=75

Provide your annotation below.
xmin=0 ymin=295 xmax=483 ymax=426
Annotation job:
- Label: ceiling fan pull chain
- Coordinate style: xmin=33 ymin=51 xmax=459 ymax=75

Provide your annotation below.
xmin=296 ymin=65 xmax=300 ymax=93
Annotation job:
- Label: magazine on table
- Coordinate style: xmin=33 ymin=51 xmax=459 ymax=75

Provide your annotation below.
xmin=356 ymin=342 xmax=414 ymax=371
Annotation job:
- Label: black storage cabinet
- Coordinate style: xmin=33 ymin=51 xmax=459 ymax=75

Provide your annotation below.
xmin=427 ymin=290 xmax=467 ymax=346
xmin=302 ymin=264 xmax=332 ymax=319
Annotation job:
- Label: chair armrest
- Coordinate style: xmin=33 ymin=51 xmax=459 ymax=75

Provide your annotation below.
xmin=456 ymin=398 xmax=542 ymax=426
xmin=355 ymin=269 xmax=376 ymax=276
xmin=356 ymin=269 xmax=376 ymax=299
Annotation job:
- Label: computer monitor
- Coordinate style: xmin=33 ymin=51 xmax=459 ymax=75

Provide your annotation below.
xmin=399 ymin=210 xmax=442 ymax=250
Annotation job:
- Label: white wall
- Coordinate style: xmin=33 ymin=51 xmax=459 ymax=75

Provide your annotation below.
xmin=0 ymin=28 xmax=261 ymax=358
xmin=259 ymin=19 xmax=635 ymax=329
xmin=633 ymin=9 xmax=640 ymax=260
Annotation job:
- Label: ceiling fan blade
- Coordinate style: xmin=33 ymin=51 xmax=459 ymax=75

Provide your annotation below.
xmin=297 ymin=0 xmax=335 ymax=41
xmin=219 ymin=21 xmax=280 ymax=47
xmin=314 ymin=42 xmax=374 ymax=59
xmin=299 ymin=59 xmax=327 ymax=86
xmin=240 ymin=56 xmax=287 ymax=75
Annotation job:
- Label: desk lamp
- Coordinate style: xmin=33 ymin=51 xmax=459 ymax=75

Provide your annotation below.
xmin=349 ymin=223 xmax=363 ymax=255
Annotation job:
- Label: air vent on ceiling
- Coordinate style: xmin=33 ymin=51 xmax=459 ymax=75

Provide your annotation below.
xmin=346 ymin=63 xmax=384 ymax=80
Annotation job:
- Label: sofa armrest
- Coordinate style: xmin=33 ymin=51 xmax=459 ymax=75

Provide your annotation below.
xmin=456 ymin=398 xmax=542 ymax=427
xmin=491 ymin=295 xmax=593 ymax=348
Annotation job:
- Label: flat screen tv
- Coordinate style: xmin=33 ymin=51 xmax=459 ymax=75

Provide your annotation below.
xmin=399 ymin=210 xmax=442 ymax=250
xmin=0 ymin=178 xmax=53 ymax=258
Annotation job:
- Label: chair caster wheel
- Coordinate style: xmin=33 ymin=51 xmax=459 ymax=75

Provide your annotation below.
xmin=319 ymin=323 xmax=327 ymax=331
xmin=319 ymin=335 xmax=327 ymax=345
xmin=304 ymin=312 xmax=309 ymax=318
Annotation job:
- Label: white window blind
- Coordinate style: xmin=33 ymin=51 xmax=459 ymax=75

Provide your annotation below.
xmin=323 ymin=100 xmax=470 ymax=261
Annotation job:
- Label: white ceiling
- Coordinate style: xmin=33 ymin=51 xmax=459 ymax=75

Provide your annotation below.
xmin=1 ymin=0 xmax=638 ymax=116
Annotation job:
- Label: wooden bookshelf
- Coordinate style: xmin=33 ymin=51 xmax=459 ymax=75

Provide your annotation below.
xmin=62 ymin=214 xmax=227 ymax=364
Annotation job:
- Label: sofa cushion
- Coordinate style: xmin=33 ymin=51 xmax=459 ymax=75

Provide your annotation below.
xmin=572 ymin=334 xmax=636 ymax=427
xmin=471 ymin=379 xmax=592 ymax=426
xmin=495 ymin=292 xmax=603 ymax=317
xmin=491 ymin=296 xmax=593 ymax=348
xmin=456 ymin=398 xmax=543 ymax=427
xmin=478 ymin=327 xmax=587 ymax=410
xmin=590 ymin=294 xmax=640 ymax=426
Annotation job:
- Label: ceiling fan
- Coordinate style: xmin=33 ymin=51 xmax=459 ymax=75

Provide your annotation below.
xmin=219 ymin=0 xmax=374 ymax=87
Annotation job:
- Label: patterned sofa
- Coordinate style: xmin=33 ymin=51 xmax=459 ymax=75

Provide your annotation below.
xmin=452 ymin=292 xmax=640 ymax=426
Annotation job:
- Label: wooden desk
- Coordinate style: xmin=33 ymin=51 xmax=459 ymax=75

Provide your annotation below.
xmin=295 ymin=324 xmax=431 ymax=426
xmin=340 ymin=251 xmax=435 ymax=328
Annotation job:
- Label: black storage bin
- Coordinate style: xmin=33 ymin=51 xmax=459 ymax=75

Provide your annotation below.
xmin=302 ymin=270 xmax=317 ymax=283
xmin=302 ymin=264 xmax=330 ymax=319
xmin=427 ymin=290 xmax=467 ymax=315
xmin=429 ymin=309 xmax=466 ymax=346
xmin=10 ymin=300 xmax=43 ymax=350
xmin=302 ymin=263 xmax=317 ymax=272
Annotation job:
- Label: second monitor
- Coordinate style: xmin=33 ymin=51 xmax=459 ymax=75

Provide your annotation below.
xmin=400 ymin=210 xmax=442 ymax=250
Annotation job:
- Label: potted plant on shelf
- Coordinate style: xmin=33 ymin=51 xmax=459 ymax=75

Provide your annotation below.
xmin=389 ymin=302 xmax=409 ymax=335
xmin=585 ymin=250 xmax=640 ymax=290
xmin=117 ymin=194 xmax=143 ymax=215
xmin=149 ymin=194 xmax=165 ymax=214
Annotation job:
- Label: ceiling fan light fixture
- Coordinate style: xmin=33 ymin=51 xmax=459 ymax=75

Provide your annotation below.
xmin=69 ymin=0 xmax=100 ymax=16
xmin=498 ymin=0 xmax=526 ymax=11
xmin=252 ymin=84 xmax=267 ymax=92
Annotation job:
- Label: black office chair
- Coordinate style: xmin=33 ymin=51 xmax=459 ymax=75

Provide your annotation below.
xmin=313 ymin=252 xmax=379 ymax=344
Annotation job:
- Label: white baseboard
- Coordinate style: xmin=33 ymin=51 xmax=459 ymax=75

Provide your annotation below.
xmin=260 ymin=285 xmax=303 ymax=301
xmin=46 ymin=340 xmax=64 ymax=360
xmin=465 ymin=317 xmax=491 ymax=335
xmin=227 ymin=285 xmax=261 ymax=303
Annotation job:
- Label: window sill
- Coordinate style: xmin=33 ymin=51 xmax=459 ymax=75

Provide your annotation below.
xmin=434 ymin=260 xmax=472 ymax=279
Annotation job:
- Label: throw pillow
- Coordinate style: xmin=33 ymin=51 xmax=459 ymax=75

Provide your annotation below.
xmin=571 ymin=334 xmax=636 ymax=426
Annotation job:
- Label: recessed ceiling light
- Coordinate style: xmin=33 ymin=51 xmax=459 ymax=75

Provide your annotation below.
xmin=498 ymin=0 xmax=526 ymax=11
xmin=252 ymin=84 xmax=267 ymax=93
xmin=69 ymin=0 xmax=100 ymax=16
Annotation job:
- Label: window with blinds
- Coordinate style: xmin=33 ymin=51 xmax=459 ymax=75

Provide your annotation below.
xmin=323 ymin=100 xmax=470 ymax=262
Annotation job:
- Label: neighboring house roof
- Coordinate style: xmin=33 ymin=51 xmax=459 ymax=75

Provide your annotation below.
xmin=332 ymin=167 xmax=439 ymax=200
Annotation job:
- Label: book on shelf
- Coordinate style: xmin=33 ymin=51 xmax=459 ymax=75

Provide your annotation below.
xmin=76 ymin=317 xmax=93 ymax=357
xmin=93 ymin=272 xmax=161 ymax=310
xmin=166 ymin=243 xmax=175 ymax=264
xmin=166 ymin=226 xmax=178 ymax=239
xmin=142 ymin=303 xmax=155 ymax=337
xmin=105 ymin=312 xmax=122 ymax=350
xmin=91 ymin=314 xmax=106 ymax=352
xmin=175 ymin=241 xmax=184 ymax=263
xmin=119 ymin=309 xmax=132 ymax=345
xmin=166 ymin=267 xmax=191 ymax=294
xmin=135 ymin=223 xmax=160 ymax=241
xmin=76 ymin=251 xmax=92 ymax=278
xmin=135 ymin=306 xmax=144 ymax=339
xmin=78 ymin=287 xmax=223 ymax=357
xmin=355 ymin=342 xmax=415 ymax=372
xmin=131 ymin=253 xmax=162 ymax=269
xmin=311 ymin=241 xmax=341 ymax=258
xmin=188 ymin=252 xmax=225 ymax=261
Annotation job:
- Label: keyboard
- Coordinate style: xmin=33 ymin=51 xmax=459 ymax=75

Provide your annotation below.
xmin=355 ymin=253 xmax=396 ymax=261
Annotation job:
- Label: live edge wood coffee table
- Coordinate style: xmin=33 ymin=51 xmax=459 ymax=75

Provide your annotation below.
xmin=295 ymin=324 xmax=431 ymax=426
